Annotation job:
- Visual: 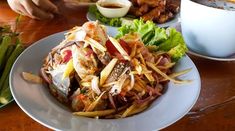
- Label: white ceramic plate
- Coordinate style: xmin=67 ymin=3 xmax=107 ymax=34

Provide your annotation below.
xmin=10 ymin=27 xmax=201 ymax=131
xmin=86 ymin=12 xmax=180 ymax=28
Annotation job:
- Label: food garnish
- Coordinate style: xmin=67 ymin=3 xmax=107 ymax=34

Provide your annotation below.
xmin=116 ymin=19 xmax=188 ymax=62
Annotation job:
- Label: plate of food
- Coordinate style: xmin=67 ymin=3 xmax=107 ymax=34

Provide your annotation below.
xmin=87 ymin=0 xmax=180 ymax=28
xmin=10 ymin=20 xmax=200 ymax=131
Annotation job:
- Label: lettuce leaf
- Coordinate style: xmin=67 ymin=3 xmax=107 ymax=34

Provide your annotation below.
xmin=115 ymin=19 xmax=188 ymax=62
xmin=88 ymin=5 xmax=122 ymax=27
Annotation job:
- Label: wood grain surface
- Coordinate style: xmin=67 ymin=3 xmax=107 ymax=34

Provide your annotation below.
xmin=0 ymin=0 xmax=235 ymax=130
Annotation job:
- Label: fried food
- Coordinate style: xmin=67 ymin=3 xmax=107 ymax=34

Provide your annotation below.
xmin=129 ymin=0 xmax=180 ymax=24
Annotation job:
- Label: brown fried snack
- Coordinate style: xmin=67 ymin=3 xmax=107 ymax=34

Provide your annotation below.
xmin=128 ymin=0 xmax=180 ymax=24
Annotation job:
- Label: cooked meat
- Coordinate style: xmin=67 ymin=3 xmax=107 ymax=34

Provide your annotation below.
xmin=128 ymin=0 xmax=180 ymax=24
xmin=142 ymin=6 xmax=163 ymax=21
xmin=137 ymin=0 xmax=162 ymax=7
xmin=139 ymin=4 xmax=149 ymax=14
xmin=155 ymin=11 xmax=174 ymax=24
xmin=129 ymin=6 xmax=143 ymax=17
xmin=130 ymin=0 xmax=138 ymax=6
xmin=166 ymin=0 xmax=180 ymax=14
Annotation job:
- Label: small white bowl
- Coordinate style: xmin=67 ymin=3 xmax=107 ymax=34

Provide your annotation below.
xmin=96 ymin=0 xmax=131 ymax=18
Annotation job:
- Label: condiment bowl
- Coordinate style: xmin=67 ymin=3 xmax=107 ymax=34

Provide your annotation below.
xmin=96 ymin=0 xmax=131 ymax=18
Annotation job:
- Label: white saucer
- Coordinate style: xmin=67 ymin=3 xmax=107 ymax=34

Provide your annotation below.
xmin=187 ymin=49 xmax=235 ymax=61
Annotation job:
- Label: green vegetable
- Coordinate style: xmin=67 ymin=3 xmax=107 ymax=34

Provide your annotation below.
xmin=5 ymin=45 xmax=16 ymax=59
xmin=0 ymin=76 xmax=11 ymax=104
xmin=115 ymin=19 xmax=188 ymax=62
xmin=0 ymin=16 xmax=22 ymax=105
xmin=0 ymin=45 xmax=16 ymax=72
xmin=89 ymin=5 xmax=122 ymax=27
xmin=0 ymin=36 xmax=11 ymax=67
xmin=0 ymin=43 xmax=24 ymax=89
xmin=158 ymin=28 xmax=188 ymax=61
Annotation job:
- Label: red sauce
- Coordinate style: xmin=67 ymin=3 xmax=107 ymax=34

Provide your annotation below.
xmin=101 ymin=3 xmax=123 ymax=9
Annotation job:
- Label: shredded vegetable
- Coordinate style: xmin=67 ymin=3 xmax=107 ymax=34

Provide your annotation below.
xmin=40 ymin=21 xmax=191 ymax=119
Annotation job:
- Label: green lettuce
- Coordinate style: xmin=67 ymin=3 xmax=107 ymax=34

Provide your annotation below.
xmin=89 ymin=5 xmax=122 ymax=27
xmin=115 ymin=19 xmax=188 ymax=62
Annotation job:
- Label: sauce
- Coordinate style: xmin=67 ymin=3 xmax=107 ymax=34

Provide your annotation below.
xmin=100 ymin=3 xmax=124 ymax=9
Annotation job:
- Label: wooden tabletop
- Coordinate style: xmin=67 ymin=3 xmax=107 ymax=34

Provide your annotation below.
xmin=1 ymin=1 xmax=235 ymax=130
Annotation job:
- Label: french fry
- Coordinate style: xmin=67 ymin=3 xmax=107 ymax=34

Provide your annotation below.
xmin=22 ymin=72 xmax=43 ymax=84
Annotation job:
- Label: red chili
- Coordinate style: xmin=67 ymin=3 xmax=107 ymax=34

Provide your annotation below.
xmin=119 ymin=39 xmax=131 ymax=55
xmin=106 ymin=39 xmax=131 ymax=60
xmin=77 ymin=94 xmax=86 ymax=100
xmin=63 ymin=50 xmax=72 ymax=63
xmin=106 ymin=40 xmax=119 ymax=56
xmin=85 ymin=48 xmax=94 ymax=57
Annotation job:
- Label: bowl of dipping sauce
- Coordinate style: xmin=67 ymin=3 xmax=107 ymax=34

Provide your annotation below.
xmin=96 ymin=0 xmax=131 ymax=18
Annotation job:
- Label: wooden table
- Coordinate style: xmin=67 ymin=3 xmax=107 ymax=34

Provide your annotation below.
xmin=1 ymin=1 xmax=235 ymax=130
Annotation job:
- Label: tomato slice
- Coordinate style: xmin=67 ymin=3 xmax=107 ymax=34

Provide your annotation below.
xmin=106 ymin=39 xmax=130 ymax=59
xmin=106 ymin=40 xmax=119 ymax=55
xmin=63 ymin=50 xmax=72 ymax=63
xmin=119 ymin=39 xmax=131 ymax=55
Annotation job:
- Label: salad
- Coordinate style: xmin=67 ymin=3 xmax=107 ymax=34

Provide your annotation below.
xmin=39 ymin=20 xmax=190 ymax=118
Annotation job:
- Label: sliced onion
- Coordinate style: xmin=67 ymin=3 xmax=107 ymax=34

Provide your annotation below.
xmin=130 ymin=74 xmax=135 ymax=90
xmin=91 ymin=76 xmax=101 ymax=95
xmin=110 ymin=75 xmax=128 ymax=96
